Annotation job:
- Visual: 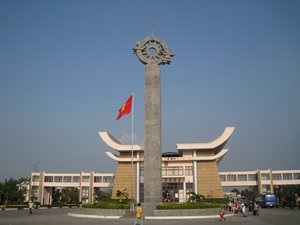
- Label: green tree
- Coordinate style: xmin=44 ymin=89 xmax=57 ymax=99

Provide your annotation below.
xmin=0 ymin=182 xmax=4 ymax=204
xmin=0 ymin=178 xmax=29 ymax=205
xmin=241 ymin=188 xmax=254 ymax=201
xmin=231 ymin=188 xmax=240 ymax=196
xmin=187 ymin=192 xmax=205 ymax=203
xmin=116 ymin=189 xmax=129 ymax=202
xmin=94 ymin=190 xmax=111 ymax=202
xmin=59 ymin=187 xmax=79 ymax=204
xmin=274 ymin=185 xmax=300 ymax=205
xmin=69 ymin=187 xmax=79 ymax=203
xmin=3 ymin=178 xmax=19 ymax=204
xmin=17 ymin=186 xmax=27 ymax=204
xmin=52 ymin=189 xmax=62 ymax=205
xmin=60 ymin=188 xmax=71 ymax=204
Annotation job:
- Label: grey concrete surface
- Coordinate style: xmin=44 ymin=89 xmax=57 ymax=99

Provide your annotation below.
xmin=1 ymin=207 xmax=300 ymax=225
xmin=143 ymin=63 xmax=162 ymax=216
xmin=134 ymin=36 xmax=174 ymax=216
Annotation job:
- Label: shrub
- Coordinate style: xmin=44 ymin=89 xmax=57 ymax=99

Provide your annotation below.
xmin=203 ymin=198 xmax=226 ymax=204
xmin=83 ymin=201 xmax=130 ymax=209
xmin=187 ymin=192 xmax=205 ymax=203
xmin=156 ymin=202 xmax=221 ymax=210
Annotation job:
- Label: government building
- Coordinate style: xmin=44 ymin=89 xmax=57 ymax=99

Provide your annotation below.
xmin=99 ymin=126 xmax=235 ymax=203
xmin=29 ymin=168 xmax=300 ymax=205
xmin=28 ymin=125 xmax=300 ymax=205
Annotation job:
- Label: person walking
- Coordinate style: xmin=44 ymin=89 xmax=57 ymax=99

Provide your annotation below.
xmin=242 ymin=204 xmax=248 ymax=217
xmin=219 ymin=207 xmax=225 ymax=222
xmin=134 ymin=202 xmax=143 ymax=225
xmin=253 ymin=202 xmax=258 ymax=215
xmin=28 ymin=201 xmax=33 ymax=215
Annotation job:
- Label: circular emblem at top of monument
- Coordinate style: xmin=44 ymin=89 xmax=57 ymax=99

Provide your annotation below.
xmin=133 ymin=36 xmax=175 ymax=65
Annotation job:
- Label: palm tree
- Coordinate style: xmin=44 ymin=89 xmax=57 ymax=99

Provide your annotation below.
xmin=18 ymin=186 xmax=27 ymax=204
xmin=187 ymin=192 xmax=205 ymax=203
xmin=116 ymin=189 xmax=129 ymax=202
xmin=60 ymin=188 xmax=71 ymax=204
xmin=69 ymin=187 xmax=79 ymax=203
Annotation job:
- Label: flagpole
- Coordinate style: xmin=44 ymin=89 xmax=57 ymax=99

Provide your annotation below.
xmin=130 ymin=92 xmax=134 ymax=212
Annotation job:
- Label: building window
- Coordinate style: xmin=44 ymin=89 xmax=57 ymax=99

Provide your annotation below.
xmin=82 ymin=176 xmax=90 ymax=183
xmin=227 ymin=175 xmax=236 ymax=182
xmin=63 ymin=176 xmax=72 ymax=182
xmin=82 ymin=187 xmax=89 ymax=198
xmin=73 ymin=176 xmax=80 ymax=183
xmin=32 ymin=186 xmax=38 ymax=197
xmin=185 ymin=166 xmax=193 ymax=176
xmin=238 ymin=175 xmax=247 ymax=181
xmin=282 ymin=173 xmax=293 ymax=180
xmin=44 ymin=176 xmax=53 ymax=182
xmin=293 ymin=173 xmax=300 ymax=180
xmin=219 ymin=175 xmax=226 ymax=182
xmin=272 ymin=174 xmax=282 ymax=180
xmin=140 ymin=167 xmax=144 ymax=177
xmin=262 ymin=185 xmax=271 ymax=193
xmin=186 ymin=182 xmax=193 ymax=193
xmin=32 ymin=175 xmax=39 ymax=182
xmin=261 ymin=173 xmax=270 ymax=180
xmin=162 ymin=168 xmax=166 ymax=176
xmin=174 ymin=167 xmax=183 ymax=176
xmin=94 ymin=176 xmax=102 ymax=183
xmin=248 ymin=174 xmax=257 ymax=181
xmin=103 ymin=176 xmax=113 ymax=183
xmin=95 ymin=187 xmax=112 ymax=193
xmin=162 ymin=167 xmax=183 ymax=176
xmin=54 ymin=176 xmax=62 ymax=182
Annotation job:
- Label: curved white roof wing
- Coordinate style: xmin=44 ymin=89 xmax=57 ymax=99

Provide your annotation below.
xmin=99 ymin=131 xmax=143 ymax=151
xmin=105 ymin=152 xmax=142 ymax=162
xmin=176 ymin=127 xmax=234 ymax=150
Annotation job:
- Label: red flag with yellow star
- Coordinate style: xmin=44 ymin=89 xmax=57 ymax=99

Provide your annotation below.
xmin=116 ymin=95 xmax=133 ymax=120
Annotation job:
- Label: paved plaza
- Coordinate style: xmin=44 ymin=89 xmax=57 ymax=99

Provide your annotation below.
xmin=0 ymin=207 xmax=299 ymax=225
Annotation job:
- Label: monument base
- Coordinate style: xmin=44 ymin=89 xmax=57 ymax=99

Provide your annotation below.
xmin=142 ymin=202 xmax=159 ymax=216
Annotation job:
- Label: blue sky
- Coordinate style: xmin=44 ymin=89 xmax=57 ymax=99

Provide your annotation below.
xmin=1 ymin=0 xmax=300 ymax=181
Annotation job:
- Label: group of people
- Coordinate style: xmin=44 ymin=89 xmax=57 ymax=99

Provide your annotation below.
xmin=220 ymin=200 xmax=260 ymax=221
xmin=227 ymin=201 xmax=241 ymax=213
xmin=133 ymin=200 xmax=262 ymax=224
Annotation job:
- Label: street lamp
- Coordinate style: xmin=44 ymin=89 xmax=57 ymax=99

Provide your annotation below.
xmin=31 ymin=161 xmax=40 ymax=202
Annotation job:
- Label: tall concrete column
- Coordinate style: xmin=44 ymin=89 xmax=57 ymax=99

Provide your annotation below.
xmin=133 ymin=36 xmax=174 ymax=215
xmin=136 ymin=152 xmax=140 ymax=203
xmin=143 ymin=63 xmax=162 ymax=214
xmin=193 ymin=150 xmax=198 ymax=194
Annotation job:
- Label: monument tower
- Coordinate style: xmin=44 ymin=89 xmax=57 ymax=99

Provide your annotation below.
xmin=133 ymin=36 xmax=174 ymax=215
xmin=99 ymin=37 xmax=235 ymax=215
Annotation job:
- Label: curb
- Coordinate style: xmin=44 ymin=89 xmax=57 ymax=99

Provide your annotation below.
xmin=146 ymin=215 xmax=220 ymax=220
xmin=68 ymin=213 xmax=121 ymax=219
xmin=68 ymin=212 xmax=235 ymax=220
xmin=146 ymin=213 xmax=234 ymax=220
xmin=1 ymin=207 xmax=75 ymax=211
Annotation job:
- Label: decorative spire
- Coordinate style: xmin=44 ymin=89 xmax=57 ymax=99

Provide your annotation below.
xmin=133 ymin=36 xmax=175 ymax=65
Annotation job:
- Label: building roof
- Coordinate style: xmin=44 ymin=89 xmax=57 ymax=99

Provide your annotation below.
xmin=99 ymin=127 xmax=234 ymax=163
xmin=98 ymin=131 xmax=143 ymax=151
xmin=176 ymin=127 xmax=235 ymax=154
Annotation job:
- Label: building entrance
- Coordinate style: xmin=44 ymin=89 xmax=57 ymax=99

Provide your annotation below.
xmin=162 ymin=181 xmax=184 ymax=203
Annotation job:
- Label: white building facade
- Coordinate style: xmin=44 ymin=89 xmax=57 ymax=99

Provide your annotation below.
xmin=29 ymin=169 xmax=300 ymax=205
xmin=29 ymin=171 xmax=114 ymax=205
